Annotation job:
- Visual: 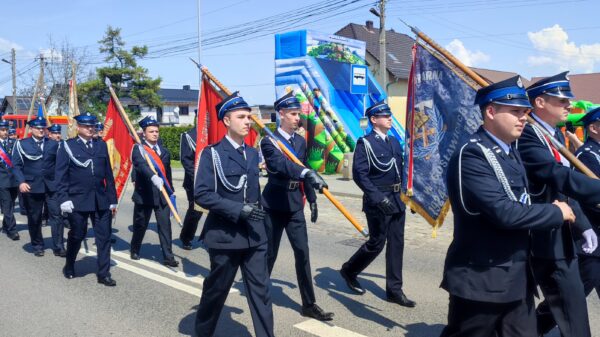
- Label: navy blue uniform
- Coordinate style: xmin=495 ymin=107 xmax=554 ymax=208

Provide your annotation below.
xmin=130 ymin=143 xmax=175 ymax=262
xmin=0 ymin=138 xmax=18 ymax=239
xmin=43 ymin=139 xmax=66 ymax=253
xmin=12 ymin=137 xmax=53 ymax=252
xmin=194 ymin=139 xmax=273 ymax=337
xmin=178 ymin=127 xmax=203 ymax=245
xmin=341 ymin=130 xmax=406 ymax=298
xmin=574 ymin=139 xmax=600 ymax=299
xmin=442 ymin=127 xmax=564 ymax=336
xmin=517 ymin=120 xmax=600 ymax=337
xmin=261 ymin=130 xmax=317 ymax=307
xmin=55 ymin=137 xmax=117 ymax=278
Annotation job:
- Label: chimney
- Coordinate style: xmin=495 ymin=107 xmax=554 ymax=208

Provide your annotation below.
xmin=183 ymin=85 xmax=191 ymax=90
xmin=366 ymin=20 xmax=374 ymax=31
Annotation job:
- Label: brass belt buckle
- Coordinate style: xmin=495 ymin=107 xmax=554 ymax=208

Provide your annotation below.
xmin=288 ymin=181 xmax=299 ymax=189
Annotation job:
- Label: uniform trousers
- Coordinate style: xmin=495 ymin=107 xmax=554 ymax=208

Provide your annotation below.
xmin=23 ymin=193 xmax=45 ymax=251
xmin=179 ymin=188 xmax=203 ymax=244
xmin=533 ymin=258 xmax=591 ymax=337
xmin=441 ymin=294 xmax=537 ymax=337
xmin=342 ymin=210 xmax=406 ymax=296
xmin=265 ymin=208 xmax=315 ymax=307
xmin=195 ymin=243 xmax=274 ymax=337
xmin=65 ymin=210 xmax=112 ymax=278
xmin=0 ymin=187 xmax=18 ymax=236
xmin=130 ymin=203 xmax=174 ymax=260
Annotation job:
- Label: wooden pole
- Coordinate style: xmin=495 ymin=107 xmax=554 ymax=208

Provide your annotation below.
xmin=198 ymin=64 xmax=369 ymax=237
xmin=410 ymin=26 xmax=599 ymax=179
xmin=104 ymin=78 xmax=183 ymax=227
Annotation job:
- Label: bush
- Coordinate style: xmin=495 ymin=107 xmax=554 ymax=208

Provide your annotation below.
xmin=159 ymin=126 xmax=192 ymax=161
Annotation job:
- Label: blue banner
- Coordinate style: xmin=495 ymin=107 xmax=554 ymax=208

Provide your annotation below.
xmin=402 ymin=43 xmax=482 ymax=228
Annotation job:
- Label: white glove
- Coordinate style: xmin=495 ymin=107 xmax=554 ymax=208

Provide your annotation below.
xmin=151 ymin=175 xmax=164 ymax=190
xmin=60 ymin=201 xmax=74 ymax=214
xmin=109 ymin=204 xmax=117 ymax=211
xmin=582 ymin=229 xmax=598 ymax=254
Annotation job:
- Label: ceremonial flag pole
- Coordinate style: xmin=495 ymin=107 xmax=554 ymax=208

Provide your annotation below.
xmin=67 ymin=62 xmax=80 ymax=138
xmin=406 ymin=23 xmax=598 ymax=179
xmin=197 ymin=64 xmax=368 ymax=237
xmin=104 ymin=77 xmax=183 ymax=227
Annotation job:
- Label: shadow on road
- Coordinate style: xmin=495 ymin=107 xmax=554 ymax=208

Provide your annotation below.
xmin=178 ymin=304 xmax=251 ymax=337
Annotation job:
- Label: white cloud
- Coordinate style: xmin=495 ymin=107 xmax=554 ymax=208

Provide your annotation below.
xmin=0 ymin=37 xmax=24 ymax=53
xmin=445 ymin=39 xmax=490 ymax=66
xmin=527 ymin=24 xmax=600 ymax=73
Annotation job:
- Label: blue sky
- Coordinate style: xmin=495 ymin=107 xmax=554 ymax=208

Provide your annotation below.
xmin=0 ymin=0 xmax=598 ymax=105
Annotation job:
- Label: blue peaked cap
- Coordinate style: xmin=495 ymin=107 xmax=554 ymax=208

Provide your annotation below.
xmin=274 ymin=91 xmax=301 ymax=111
xmin=95 ymin=122 xmax=104 ymax=131
xmin=138 ymin=116 xmax=159 ymax=129
xmin=0 ymin=120 xmax=9 ymax=128
xmin=74 ymin=112 xmax=98 ymax=126
xmin=527 ymin=71 xmax=574 ymax=99
xmin=474 ymin=75 xmax=531 ymax=109
xmin=8 ymin=128 xmax=16 ymax=135
xmin=47 ymin=124 xmax=61 ymax=133
xmin=215 ymin=91 xmax=251 ymax=120
xmin=581 ymin=106 xmax=600 ymax=126
xmin=28 ymin=116 xmax=47 ymax=128
xmin=366 ymin=100 xmax=392 ymax=117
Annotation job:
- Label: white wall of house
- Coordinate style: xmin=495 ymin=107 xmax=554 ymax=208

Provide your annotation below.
xmin=141 ymin=103 xmax=197 ymax=126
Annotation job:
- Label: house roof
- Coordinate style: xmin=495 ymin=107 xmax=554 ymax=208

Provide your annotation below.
xmin=158 ymin=87 xmax=199 ymax=104
xmin=470 ymin=67 xmax=531 ymax=87
xmin=531 ymin=73 xmax=600 ymax=104
xmin=335 ymin=22 xmax=415 ymax=80
xmin=0 ymin=96 xmax=35 ymax=114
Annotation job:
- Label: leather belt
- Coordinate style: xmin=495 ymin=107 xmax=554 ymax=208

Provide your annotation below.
xmin=269 ymin=178 xmax=300 ymax=190
xmin=377 ymin=183 xmax=401 ymax=192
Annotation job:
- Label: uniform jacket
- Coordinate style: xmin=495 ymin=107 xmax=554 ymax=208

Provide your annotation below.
xmin=180 ymin=127 xmax=196 ymax=192
xmin=12 ymin=137 xmax=52 ymax=194
xmin=574 ymin=138 xmax=600 ymax=258
xmin=352 ymin=130 xmax=405 ymax=213
xmin=517 ymin=120 xmax=600 ymax=259
xmin=55 ymin=137 xmax=118 ymax=212
xmin=131 ymin=142 xmax=173 ymax=207
xmin=443 ymin=127 xmax=563 ymax=303
xmin=0 ymin=138 xmax=17 ymax=189
xmin=260 ymin=130 xmax=316 ymax=212
xmin=194 ymin=139 xmax=266 ymax=250
xmin=42 ymin=139 xmax=60 ymax=193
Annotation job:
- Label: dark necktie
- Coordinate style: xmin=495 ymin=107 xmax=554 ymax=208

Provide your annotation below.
xmin=289 ymin=135 xmax=295 ymax=149
xmin=86 ymin=140 xmax=92 ymax=150
xmin=237 ymin=146 xmax=246 ymax=160
xmin=37 ymin=140 xmax=43 ymax=150
xmin=508 ymin=150 xmax=516 ymax=161
xmin=153 ymin=145 xmax=159 ymax=155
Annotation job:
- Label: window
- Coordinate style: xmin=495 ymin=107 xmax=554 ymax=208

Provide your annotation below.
xmin=178 ymin=105 xmax=189 ymax=116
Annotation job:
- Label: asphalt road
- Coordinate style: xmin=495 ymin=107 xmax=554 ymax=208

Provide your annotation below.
xmin=0 ymin=171 xmax=598 ymax=337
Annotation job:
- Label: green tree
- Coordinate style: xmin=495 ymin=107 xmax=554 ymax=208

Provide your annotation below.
xmin=79 ymin=26 xmax=162 ymax=119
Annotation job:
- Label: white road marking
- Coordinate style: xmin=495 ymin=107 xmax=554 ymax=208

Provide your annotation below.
xmin=294 ymin=319 xmax=371 ymax=337
xmin=80 ymin=248 xmax=202 ymax=297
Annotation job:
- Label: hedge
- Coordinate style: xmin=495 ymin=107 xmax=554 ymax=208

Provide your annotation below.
xmin=159 ymin=126 xmax=192 ymax=161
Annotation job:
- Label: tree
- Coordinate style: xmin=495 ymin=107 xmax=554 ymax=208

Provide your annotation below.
xmin=79 ymin=26 xmax=162 ymax=119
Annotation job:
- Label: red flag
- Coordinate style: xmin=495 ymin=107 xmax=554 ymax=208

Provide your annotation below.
xmin=103 ymin=97 xmax=135 ymax=199
xmin=195 ymin=77 xmax=258 ymax=164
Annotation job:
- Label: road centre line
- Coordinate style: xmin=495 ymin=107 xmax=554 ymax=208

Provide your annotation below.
xmin=294 ymin=319 xmax=371 ymax=337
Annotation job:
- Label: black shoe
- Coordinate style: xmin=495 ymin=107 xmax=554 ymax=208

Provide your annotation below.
xmin=181 ymin=241 xmax=193 ymax=250
xmin=163 ymin=259 xmax=179 ymax=267
xmin=130 ymin=252 xmax=140 ymax=260
xmin=63 ymin=267 xmax=74 ymax=279
xmin=97 ymin=276 xmax=116 ymax=287
xmin=34 ymin=250 xmax=44 ymax=257
xmin=387 ymin=291 xmax=416 ymax=308
xmin=340 ymin=268 xmax=365 ymax=294
xmin=53 ymin=249 xmax=67 ymax=257
xmin=301 ymin=304 xmax=334 ymax=321
xmin=8 ymin=233 xmax=19 ymax=241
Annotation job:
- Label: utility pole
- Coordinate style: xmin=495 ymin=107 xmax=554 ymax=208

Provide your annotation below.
xmin=10 ymin=49 xmax=16 ymax=115
xmin=379 ymin=0 xmax=387 ymax=95
xmin=370 ymin=0 xmax=387 ymax=95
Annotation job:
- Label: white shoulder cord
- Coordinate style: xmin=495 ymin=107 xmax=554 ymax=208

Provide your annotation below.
xmin=185 ymin=133 xmax=196 ymax=151
xmin=530 ymin=123 xmax=555 ymax=156
xmin=458 ymin=141 xmax=530 ymax=216
xmin=362 ymin=138 xmax=400 ymax=179
xmin=15 ymin=140 xmax=42 ymax=161
xmin=210 ymin=147 xmax=247 ymax=200
xmin=63 ymin=141 xmax=94 ymax=175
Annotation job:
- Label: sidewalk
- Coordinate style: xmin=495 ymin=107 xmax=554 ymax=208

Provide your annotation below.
xmin=171 ymin=168 xmax=363 ymax=199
